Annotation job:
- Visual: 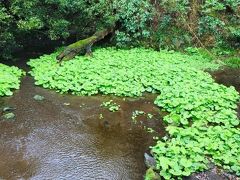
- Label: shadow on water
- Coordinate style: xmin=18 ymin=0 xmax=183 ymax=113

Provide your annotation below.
xmin=0 ymin=75 xmax=165 ymax=179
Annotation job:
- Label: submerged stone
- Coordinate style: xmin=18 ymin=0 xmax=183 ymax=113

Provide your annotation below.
xmin=144 ymin=153 xmax=157 ymax=169
xmin=3 ymin=106 xmax=16 ymax=112
xmin=33 ymin=95 xmax=45 ymax=101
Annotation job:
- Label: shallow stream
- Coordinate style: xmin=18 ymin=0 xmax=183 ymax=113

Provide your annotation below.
xmin=0 ymin=75 xmax=165 ymax=179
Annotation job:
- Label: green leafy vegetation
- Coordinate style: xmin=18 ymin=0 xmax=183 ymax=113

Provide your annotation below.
xmin=99 ymin=113 xmax=104 ymax=120
xmin=27 ymin=48 xmax=220 ymax=96
xmin=101 ymin=100 xmax=120 ymax=112
xmin=0 ymin=0 xmax=152 ymax=59
xmin=1 ymin=1 xmax=239 ymax=60
xmin=132 ymin=111 xmax=155 ymax=123
xmin=153 ymin=0 xmax=240 ymax=49
xmin=224 ymin=57 xmax=240 ymax=68
xmin=152 ymin=126 xmax=240 ymax=178
xmin=132 ymin=110 xmax=146 ymax=122
xmin=147 ymin=113 xmax=154 ymax=119
xmin=145 ymin=167 xmax=160 ymax=180
xmin=28 ymin=48 xmax=239 ymax=179
xmin=0 ymin=63 xmax=25 ymax=96
xmin=145 ymin=127 xmax=155 ymax=133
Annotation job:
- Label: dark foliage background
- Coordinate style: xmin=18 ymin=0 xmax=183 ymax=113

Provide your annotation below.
xmin=0 ymin=0 xmax=239 ymax=60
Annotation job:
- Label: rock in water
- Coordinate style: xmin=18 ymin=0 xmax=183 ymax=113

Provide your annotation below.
xmin=3 ymin=106 xmax=16 ymax=112
xmin=144 ymin=153 xmax=157 ymax=169
xmin=33 ymin=95 xmax=45 ymax=101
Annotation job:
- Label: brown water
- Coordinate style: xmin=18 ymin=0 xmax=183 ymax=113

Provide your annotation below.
xmin=211 ymin=68 xmax=240 ymax=92
xmin=0 ymin=76 xmax=165 ymax=180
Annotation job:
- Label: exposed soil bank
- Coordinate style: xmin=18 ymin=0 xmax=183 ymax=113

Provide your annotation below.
xmin=0 ymin=76 xmax=164 ymax=179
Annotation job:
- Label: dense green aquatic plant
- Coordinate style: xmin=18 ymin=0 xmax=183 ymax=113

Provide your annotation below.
xmin=28 ymin=48 xmax=240 ymax=179
xmin=0 ymin=63 xmax=25 ymax=96
xmin=152 ymin=125 xmax=240 ymax=178
xmin=27 ymin=48 xmax=219 ymax=96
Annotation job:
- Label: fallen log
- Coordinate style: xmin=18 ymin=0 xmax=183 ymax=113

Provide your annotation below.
xmin=57 ymin=26 xmax=115 ymax=62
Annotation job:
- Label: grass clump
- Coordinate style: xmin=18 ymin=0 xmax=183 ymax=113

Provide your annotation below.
xmin=28 ymin=48 xmax=239 ymax=179
xmin=0 ymin=63 xmax=25 ymax=96
xmin=224 ymin=57 xmax=240 ymax=68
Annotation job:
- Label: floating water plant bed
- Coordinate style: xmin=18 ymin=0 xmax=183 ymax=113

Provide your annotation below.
xmin=0 ymin=63 xmax=25 ymax=96
xmin=28 ymin=48 xmax=240 ymax=179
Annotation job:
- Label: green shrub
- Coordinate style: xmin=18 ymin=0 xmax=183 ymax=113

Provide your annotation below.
xmin=153 ymin=0 xmax=240 ymax=48
xmin=0 ymin=0 xmax=153 ymax=59
xmin=28 ymin=48 xmax=239 ymax=179
xmin=2 ymin=0 xmax=239 ymax=60
xmin=0 ymin=64 xmax=25 ymax=96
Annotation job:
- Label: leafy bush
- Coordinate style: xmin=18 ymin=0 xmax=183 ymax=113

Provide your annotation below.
xmin=0 ymin=63 xmax=25 ymax=96
xmin=28 ymin=48 xmax=240 ymax=179
xmin=2 ymin=0 xmax=239 ymax=60
xmin=152 ymin=0 xmax=240 ymax=48
xmin=0 ymin=0 xmax=153 ymax=59
xmin=113 ymin=0 xmax=153 ymax=47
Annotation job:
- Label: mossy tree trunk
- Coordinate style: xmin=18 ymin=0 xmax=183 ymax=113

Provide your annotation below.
xmin=57 ymin=26 xmax=115 ymax=61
